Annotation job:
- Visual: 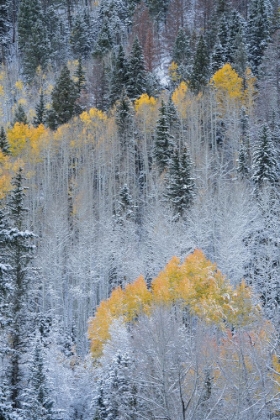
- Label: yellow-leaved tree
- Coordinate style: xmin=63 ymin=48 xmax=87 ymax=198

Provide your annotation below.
xmin=88 ymin=249 xmax=259 ymax=358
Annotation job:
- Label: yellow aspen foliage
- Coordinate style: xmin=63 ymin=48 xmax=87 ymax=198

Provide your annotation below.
xmin=88 ymin=249 xmax=260 ymax=358
xmin=80 ymin=107 xmax=107 ymax=125
xmin=171 ymin=81 xmax=190 ymax=119
xmin=210 ymin=63 xmax=243 ymax=100
xmin=134 ymin=94 xmax=157 ymax=133
xmin=7 ymin=123 xmax=48 ymax=160
xmin=272 ymin=354 xmax=280 ymax=393
xmin=168 ymin=61 xmax=180 ymax=84
xmin=0 ymin=85 xmax=4 ymax=96
xmin=0 ymin=154 xmax=24 ymax=198
xmin=123 ymin=276 xmax=152 ymax=321
xmin=15 ymin=80 xmax=24 ymax=91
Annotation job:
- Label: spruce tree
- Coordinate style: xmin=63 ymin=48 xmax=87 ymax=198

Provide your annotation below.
xmin=247 ymin=0 xmax=272 ymax=75
xmin=126 ymin=38 xmax=147 ymax=101
xmin=115 ymin=92 xmax=134 ymax=149
xmin=252 ymin=124 xmax=278 ymax=190
xmin=13 ymin=104 xmax=28 ymax=125
xmin=166 ymin=147 xmax=195 ymax=218
xmin=0 ymin=0 xmax=10 ymax=64
xmin=116 ymin=184 xmax=135 ymax=223
xmin=33 ymin=91 xmax=46 ymax=127
xmin=110 ymin=45 xmax=128 ymax=106
xmin=70 ymin=13 xmax=91 ymax=59
xmin=172 ymin=27 xmax=192 ymax=82
xmin=18 ymin=0 xmax=50 ymax=80
xmin=237 ymin=142 xmax=250 ymax=179
xmin=154 ymin=101 xmax=174 ymax=173
xmin=48 ymin=65 xmax=78 ymax=129
xmin=189 ymin=35 xmax=210 ymax=94
xmin=74 ymin=57 xmax=86 ymax=95
xmin=0 ymin=169 xmax=37 ymax=414
xmin=24 ymin=341 xmax=57 ymax=420
xmin=0 ymin=126 xmax=9 ymax=154
xmin=93 ymin=19 xmax=113 ymax=58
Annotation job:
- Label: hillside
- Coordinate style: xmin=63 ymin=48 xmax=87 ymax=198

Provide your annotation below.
xmin=0 ymin=0 xmax=280 ymax=418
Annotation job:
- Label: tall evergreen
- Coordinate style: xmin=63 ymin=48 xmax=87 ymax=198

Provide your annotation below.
xmin=115 ymin=92 xmax=134 ymax=148
xmin=126 ymin=38 xmax=147 ymax=101
xmin=166 ymin=147 xmax=195 ymax=218
xmin=18 ymin=0 xmax=50 ymax=80
xmin=154 ymin=101 xmax=174 ymax=173
xmin=13 ymin=104 xmax=28 ymax=125
xmin=0 ymin=0 xmax=10 ymax=64
xmin=172 ymin=27 xmax=192 ymax=81
xmin=0 ymin=126 xmax=9 ymax=155
xmin=48 ymin=65 xmax=78 ymax=129
xmin=247 ymin=0 xmax=272 ymax=75
xmin=70 ymin=13 xmax=91 ymax=59
xmin=189 ymin=35 xmax=210 ymax=94
xmin=74 ymin=57 xmax=86 ymax=95
xmin=0 ymin=169 xmax=37 ymax=414
xmin=24 ymin=341 xmax=57 ymax=420
xmin=252 ymin=124 xmax=278 ymax=190
xmin=110 ymin=45 xmax=128 ymax=106
xmin=93 ymin=19 xmax=113 ymax=58
xmin=33 ymin=91 xmax=47 ymax=127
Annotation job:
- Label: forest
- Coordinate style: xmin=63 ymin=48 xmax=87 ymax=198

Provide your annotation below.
xmin=1 ymin=0 xmax=280 ymax=418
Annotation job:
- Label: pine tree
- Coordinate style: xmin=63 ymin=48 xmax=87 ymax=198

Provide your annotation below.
xmin=146 ymin=0 xmax=169 ymax=23
xmin=237 ymin=142 xmax=250 ymax=179
xmin=115 ymin=92 xmax=134 ymax=148
xmin=116 ymin=184 xmax=135 ymax=223
xmin=154 ymin=101 xmax=174 ymax=173
xmin=70 ymin=13 xmax=91 ymax=59
xmin=33 ymin=91 xmax=46 ymax=127
xmin=74 ymin=57 xmax=86 ymax=95
xmin=18 ymin=0 xmax=50 ymax=80
xmin=126 ymin=38 xmax=147 ymax=101
xmin=166 ymin=147 xmax=195 ymax=218
xmin=13 ymin=104 xmax=28 ymax=125
xmin=0 ymin=0 xmax=10 ymax=64
xmin=95 ymin=351 xmax=138 ymax=420
xmin=93 ymin=19 xmax=113 ymax=58
xmin=189 ymin=35 xmax=210 ymax=94
xmin=172 ymin=27 xmax=192 ymax=82
xmin=0 ymin=126 xmax=10 ymax=154
xmin=24 ymin=341 xmax=57 ymax=420
xmin=211 ymin=37 xmax=225 ymax=73
xmin=110 ymin=45 xmax=128 ymax=106
xmin=247 ymin=0 xmax=272 ymax=75
xmin=48 ymin=64 xmax=78 ymax=129
xmin=252 ymin=124 xmax=278 ymax=190
xmin=0 ymin=169 xmax=37 ymax=413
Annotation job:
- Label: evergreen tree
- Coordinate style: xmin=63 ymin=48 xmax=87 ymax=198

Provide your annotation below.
xmin=146 ymin=0 xmax=169 ymax=23
xmin=74 ymin=57 xmax=86 ymax=95
xmin=237 ymin=141 xmax=250 ymax=179
xmin=33 ymin=91 xmax=46 ymax=127
xmin=166 ymin=96 xmax=180 ymax=139
xmin=24 ymin=341 xmax=57 ymax=420
xmin=93 ymin=19 xmax=113 ymax=58
xmin=0 ymin=169 xmax=37 ymax=414
xmin=252 ymin=124 xmax=278 ymax=190
xmin=13 ymin=104 xmax=28 ymax=125
xmin=115 ymin=92 xmax=134 ymax=148
xmin=0 ymin=0 xmax=10 ymax=64
xmin=48 ymin=64 xmax=78 ymax=129
xmin=126 ymin=37 xmax=147 ymax=101
xmin=166 ymin=147 xmax=195 ymax=218
xmin=70 ymin=13 xmax=91 ymax=59
xmin=18 ymin=0 xmax=50 ymax=80
xmin=211 ymin=37 xmax=225 ymax=73
xmin=95 ymin=351 xmax=138 ymax=419
xmin=110 ymin=45 xmax=128 ymax=106
xmin=116 ymin=184 xmax=135 ymax=223
xmin=189 ymin=35 xmax=210 ymax=94
xmin=247 ymin=0 xmax=272 ymax=75
xmin=172 ymin=27 xmax=192 ymax=81
xmin=0 ymin=126 xmax=10 ymax=154
xmin=154 ymin=101 xmax=174 ymax=173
